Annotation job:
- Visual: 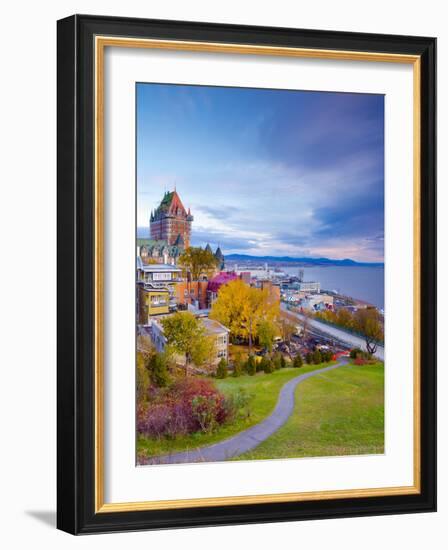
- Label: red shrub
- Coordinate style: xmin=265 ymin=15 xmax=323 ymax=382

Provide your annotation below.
xmin=137 ymin=377 xmax=230 ymax=439
xmin=353 ymin=357 xmax=367 ymax=365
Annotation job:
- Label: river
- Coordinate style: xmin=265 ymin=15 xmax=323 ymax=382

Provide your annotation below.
xmin=281 ymin=265 xmax=384 ymax=309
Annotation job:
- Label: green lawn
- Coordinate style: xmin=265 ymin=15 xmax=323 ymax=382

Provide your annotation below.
xmin=235 ymin=362 xmax=384 ymax=461
xmin=137 ymin=363 xmax=331 ymax=459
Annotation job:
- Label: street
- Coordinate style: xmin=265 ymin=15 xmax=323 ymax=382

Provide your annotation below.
xmin=280 ymin=303 xmax=384 ymax=361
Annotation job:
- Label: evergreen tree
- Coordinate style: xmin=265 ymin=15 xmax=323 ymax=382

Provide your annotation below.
xmin=259 ymin=356 xmax=269 ymax=373
xmin=280 ymin=354 xmax=287 ymax=369
xmin=263 ymin=359 xmax=274 ymax=374
xmin=305 ymin=352 xmax=314 ymax=364
xmin=232 ymin=355 xmax=243 ymax=377
xmin=216 ymin=358 xmax=228 ymax=379
xmin=313 ymin=350 xmax=322 ymax=364
xmin=246 ymin=355 xmax=256 ymax=376
xmin=256 ymin=356 xmax=265 ymax=372
xmin=148 ymin=352 xmax=171 ymax=387
xmin=293 ymin=354 xmax=303 ymax=368
xmin=272 ymin=352 xmax=282 ymax=370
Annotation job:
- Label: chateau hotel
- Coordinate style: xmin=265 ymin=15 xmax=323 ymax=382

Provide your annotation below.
xmin=137 ymin=190 xmax=226 ymax=320
xmin=150 ymin=190 xmax=193 ymax=248
xmin=138 ymin=190 xmax=224 ymax=268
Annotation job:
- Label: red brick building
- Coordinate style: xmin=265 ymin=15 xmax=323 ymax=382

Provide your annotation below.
xmin=175 ymin=280 xmax=209 ymax=310
xmin=150 ymin=190 xmax=193 ymax=248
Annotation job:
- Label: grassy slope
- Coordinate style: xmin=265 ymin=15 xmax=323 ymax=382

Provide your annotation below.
xmin=137 ymin=363 xmax=331 ymax=458
xmin=236 ymin=363 xmax=384 ymax=461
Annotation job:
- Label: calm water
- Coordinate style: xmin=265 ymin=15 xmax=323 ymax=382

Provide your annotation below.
xmin=282 ymin=266 xmax=384 ymax=309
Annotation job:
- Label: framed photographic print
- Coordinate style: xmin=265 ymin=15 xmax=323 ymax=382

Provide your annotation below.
xmin=57 ymin=14 xmax=436 ymax=534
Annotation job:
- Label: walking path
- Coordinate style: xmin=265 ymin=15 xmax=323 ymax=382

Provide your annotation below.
xmin=145 ymin=359 xmax=348 ymax=465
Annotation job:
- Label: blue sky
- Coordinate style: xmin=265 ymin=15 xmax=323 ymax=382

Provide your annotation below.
xmin=137 ymin=83 xmax=384 ymax=262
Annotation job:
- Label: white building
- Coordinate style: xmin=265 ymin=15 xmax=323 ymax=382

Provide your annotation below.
xmin=137 ymin=258 xmax=182 ymax=286
xmin=302 ymin=293 xmax=334 ymax=311
xmin=297 ymin=281 xmax=320 ymax=293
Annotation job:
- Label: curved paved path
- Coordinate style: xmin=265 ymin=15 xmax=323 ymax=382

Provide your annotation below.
xmin=145 ymin=359 xmax=348 ymax=465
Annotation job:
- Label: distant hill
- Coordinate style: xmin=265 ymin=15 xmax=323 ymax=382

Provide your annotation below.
xmin=224 ymin=254 xmax=383 ymax=267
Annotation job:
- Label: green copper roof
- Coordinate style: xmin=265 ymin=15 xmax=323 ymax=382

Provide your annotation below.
xmin=160 ymin=191 xmax=174 ymax=206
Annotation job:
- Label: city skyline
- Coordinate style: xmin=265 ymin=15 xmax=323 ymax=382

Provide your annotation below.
xmin=137 ymin=83 xmax=384 ymax=263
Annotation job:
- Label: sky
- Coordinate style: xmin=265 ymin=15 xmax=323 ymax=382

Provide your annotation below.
xmin=136 ymin=83 xmax=384 ymax=263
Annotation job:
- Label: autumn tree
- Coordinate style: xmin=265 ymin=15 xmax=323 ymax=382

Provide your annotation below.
xmin=354 ymin=307 xmax=384 ymax=355
xmin=161 ymin=311 xmax=215 ymax=375
xmin=336 ymin=308 xmax=353 ymax=329
xmin=210 ymin=279 xmax=280 ymax=354
xmin=178 ymin=246 xmax=219 ymax=281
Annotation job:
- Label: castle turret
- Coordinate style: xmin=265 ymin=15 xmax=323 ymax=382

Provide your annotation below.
xmin=215 ymin=246 xmax=224 ymax=270
xmin=150 ymin=190 xmax=192 ymax=248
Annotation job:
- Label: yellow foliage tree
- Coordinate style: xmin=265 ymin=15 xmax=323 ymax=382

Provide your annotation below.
xmin=210 ymin=279 xmax=280 ymax=353
xmin=161 ymin=311 xmax=216 ymax=375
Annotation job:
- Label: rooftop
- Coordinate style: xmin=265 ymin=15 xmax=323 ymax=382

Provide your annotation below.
xmin=200 ymin=318 xmax=230 ymax=335
xmin=151 ymin=315 xmax=230 ymax=335
xmin=140 ymin=263 xmax=182 ymax=273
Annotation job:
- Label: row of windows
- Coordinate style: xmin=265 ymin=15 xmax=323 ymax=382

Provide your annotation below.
xmin=150 ymin=296 xmax=167 ymax=306
xmin=183 ymin=288 xmax=203 ymax=297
